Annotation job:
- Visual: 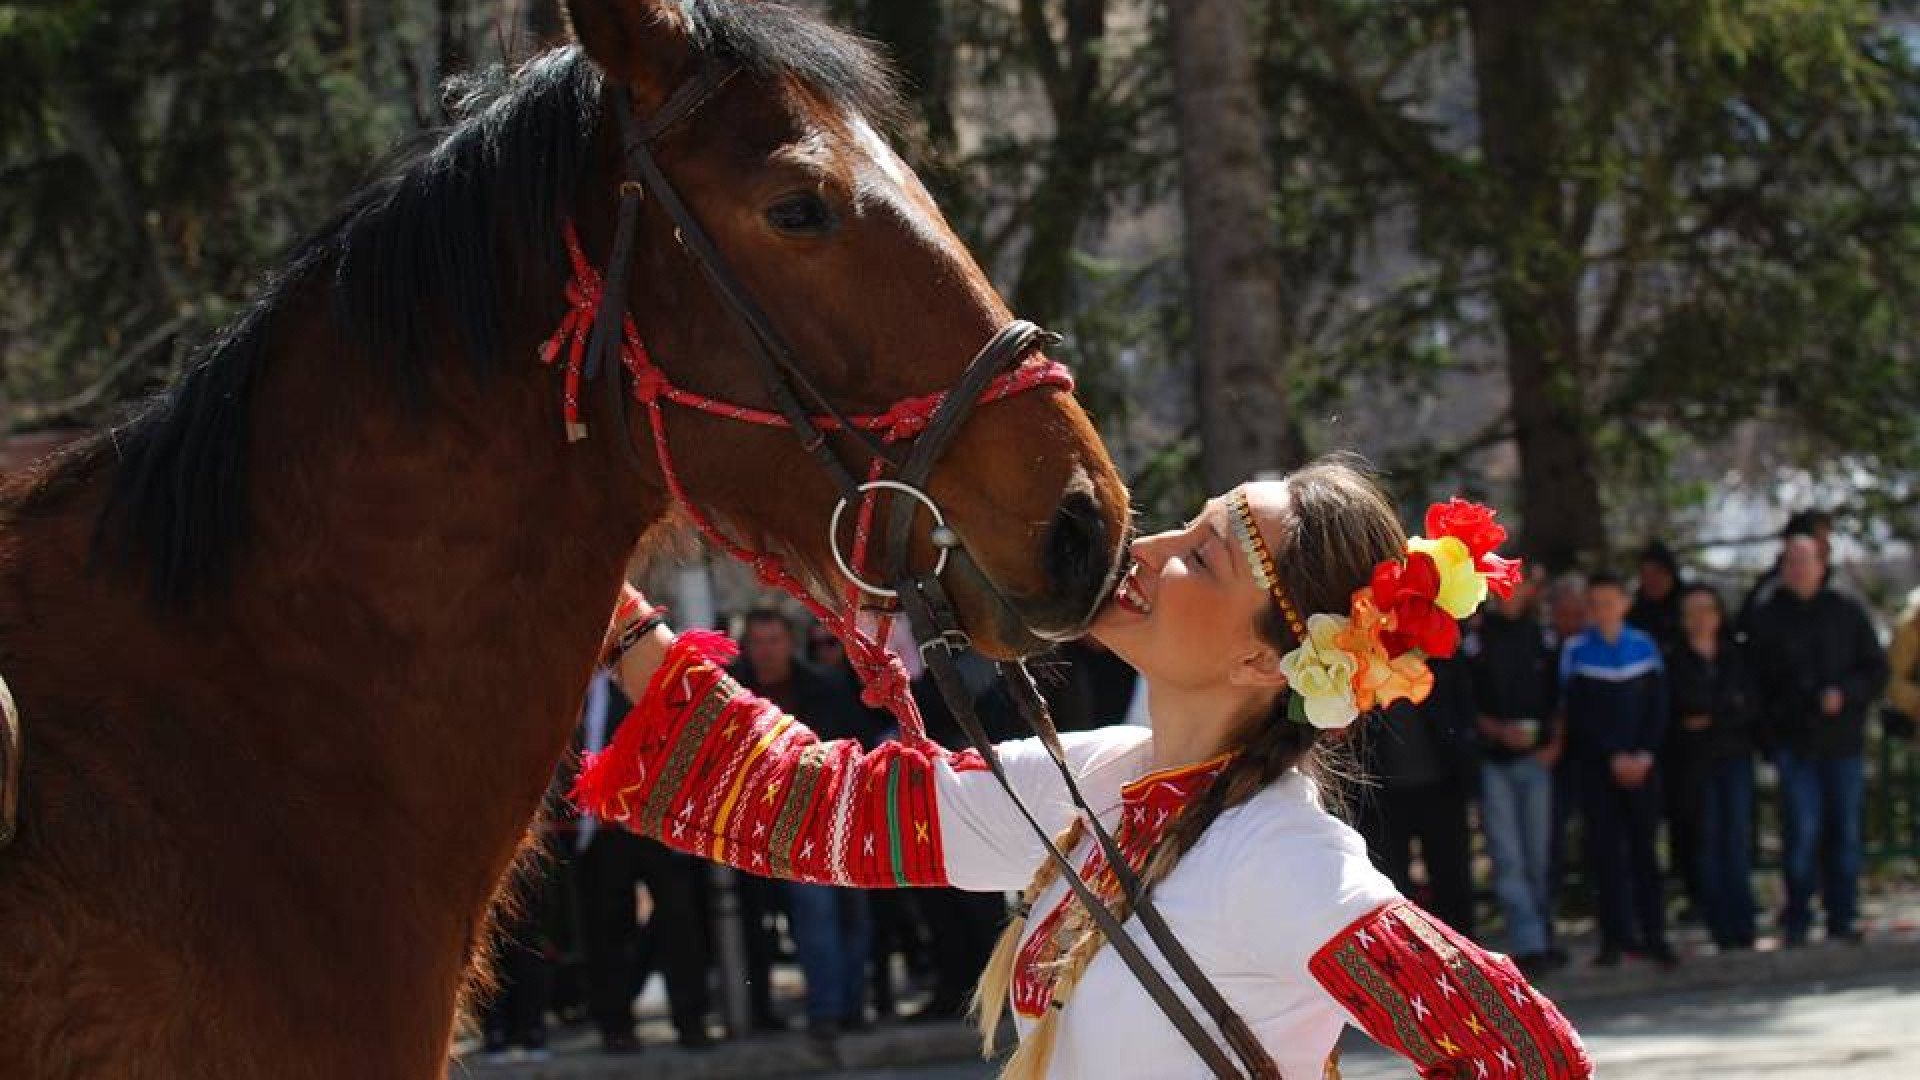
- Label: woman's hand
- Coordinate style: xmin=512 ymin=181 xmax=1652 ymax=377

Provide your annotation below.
xmin=603 ymin=584 xmax=677 ymax=696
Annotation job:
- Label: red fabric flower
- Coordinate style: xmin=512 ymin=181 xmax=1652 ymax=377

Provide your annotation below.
xmin=1426 ymin=498 xmax=1525 ymax=601
xmin=1371 ymin=550 xmax=1438 ymax=609
xmin=1478 ymin=551 xmax=1524 ymax=600
xmin=1388 ymin=595 xmax=1461 ymax=658
xmin=1425 ymin=499 xmax=1508 ymax=559
xmin=1370 ymin=553 xmax=1460 ymax=658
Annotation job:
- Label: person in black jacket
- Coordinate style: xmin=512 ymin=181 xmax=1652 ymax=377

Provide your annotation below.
xmin=1357 ymin=651 xmax=1480 ymax=938
xmin=1465 ymin=575 xmax=1563 ymax=973
xmin=1628 ymin=541 xmax=1685 ymax=656
xmin=1630 ymin=541 xmax=1702 ymax=910
xmin=1745 ymin=536 xmax=1888 ymax=945
xmin=1668 ymin=585 xmax=1760 ymax=949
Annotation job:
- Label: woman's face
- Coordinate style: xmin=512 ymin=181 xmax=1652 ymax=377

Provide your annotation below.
xmin=1090 ymin=481 xmax=1287 ymax=692
xmin=1681 ymin=589 xmax=1721 ymax=640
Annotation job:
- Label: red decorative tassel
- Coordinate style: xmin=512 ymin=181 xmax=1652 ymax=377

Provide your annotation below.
xmin=570 ymin=630 xmax=741 ymax=821
xmin=676 ymin=629 xmax=740 ymax=665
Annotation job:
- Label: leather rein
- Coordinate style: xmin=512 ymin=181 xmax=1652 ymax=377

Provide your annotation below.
xmin=555 ymin=61 xmax=1279 ymax=1080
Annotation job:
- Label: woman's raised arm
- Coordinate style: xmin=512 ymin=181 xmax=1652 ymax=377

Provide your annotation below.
xmin=579 ymin=591 xmax=1150 ymax=891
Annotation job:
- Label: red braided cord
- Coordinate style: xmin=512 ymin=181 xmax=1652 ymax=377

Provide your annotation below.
xmin=543 ymin=222 xmax=1071 ymax=743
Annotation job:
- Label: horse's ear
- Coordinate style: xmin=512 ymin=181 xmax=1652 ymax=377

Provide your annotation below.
xmin=563 ymin=0 xmax=693 ymax=95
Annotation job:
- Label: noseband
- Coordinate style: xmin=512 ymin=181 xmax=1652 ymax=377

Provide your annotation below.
xmin=541 ymin=61 xmax=1277 ymax=1080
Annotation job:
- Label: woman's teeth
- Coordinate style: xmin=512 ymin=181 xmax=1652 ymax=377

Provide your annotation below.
xmin=1115 ymin=564 xmax=1152 ymax=616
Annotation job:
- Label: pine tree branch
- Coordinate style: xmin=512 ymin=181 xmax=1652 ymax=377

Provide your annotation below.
xmin=1280 ymin=0 xmax=1469 ymax=203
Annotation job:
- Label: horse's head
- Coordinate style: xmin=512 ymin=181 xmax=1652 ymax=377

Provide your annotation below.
xmin=565 ymin=0 xmax=1129 ymax=656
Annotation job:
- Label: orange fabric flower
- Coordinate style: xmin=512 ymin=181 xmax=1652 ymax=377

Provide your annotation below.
xmin=1338 ymin=592 xmax=1436 ymax=711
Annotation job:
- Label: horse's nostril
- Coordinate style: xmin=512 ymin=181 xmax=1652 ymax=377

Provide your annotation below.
xmin=1044 ymin=490 xmax=1110 ymax=599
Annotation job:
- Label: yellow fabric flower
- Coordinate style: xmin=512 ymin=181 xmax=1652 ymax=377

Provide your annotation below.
xmin=1408 ymin=535 xmax=1487 ymax=619
xmin=1279 ymin=613 xmax=1360 ymax=729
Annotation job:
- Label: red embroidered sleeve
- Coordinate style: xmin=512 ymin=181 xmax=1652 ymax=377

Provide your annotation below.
xmin=1310 ymin=901 xmax=1592 ymax=1080
xmin=570 ymin=632 xmax=951 ymax=888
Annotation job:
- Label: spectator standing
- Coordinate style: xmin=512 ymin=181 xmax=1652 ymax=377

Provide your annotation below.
xmin=574 ymin=672 xmax=714 ymax=1053
xmin=1561 ymin=573 xmax=1676 ymax=968
xmin=805 ymin=623 xmax=920 ymax=1022
xmin=1544 ymin=572 xmax=1590 ymax=653
xmin=732 ymin=608 xmax=884 ymax=1041
xmin=1629 ymin=541 xmax=1702 ymax=915
xmin=1542 ymin=571 xmax=1588 ymax=912
xmin=1466 ymin=573 xmax=1564 ymax=974
xmin=1668 ymin=585 xmax=1761 ymax=949
xmin=1738 ymin=510 xmax=1838 ymax=627
xmin=1628 ymin=542 xmax=1686 ymax=655
xmin=1889 ymin=588 xmax=1920 ymax=743
xmin=1356 ymin=652 xmax=1479 ymax=938
xmin=1745 ymin=536 xmax=1888 ymax=946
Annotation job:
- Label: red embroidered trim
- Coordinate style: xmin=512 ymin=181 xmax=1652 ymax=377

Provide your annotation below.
xmin=1009 ymin=755 xmax=1230 ymax=1017
xmin=571 ymin=634 xmax=954 ymax=888
xmin=1309 ymin=901 xmax=1592 ymax=1080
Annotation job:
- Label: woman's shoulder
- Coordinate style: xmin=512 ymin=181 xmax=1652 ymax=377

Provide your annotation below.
xmin=1217 ymin=775 xmax=1380 ymax=867
xmin=985 ymin=723 xmax=1154 ymax=799
xmin=1054 ymin=722 xmax=1156 ymax=775
xmin=1206 ymin=772 xmax=1401 ymax=973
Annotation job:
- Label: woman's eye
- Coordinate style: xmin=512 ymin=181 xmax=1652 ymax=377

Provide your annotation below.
xmin=765 ymin=193 xmax=837 ymax=235
xmin=1190 ymin=543 xmax=1208 ymax=570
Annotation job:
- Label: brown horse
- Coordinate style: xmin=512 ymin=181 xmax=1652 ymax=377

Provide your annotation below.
xmin=0 ymin=2 xmax=1129 ymax=1076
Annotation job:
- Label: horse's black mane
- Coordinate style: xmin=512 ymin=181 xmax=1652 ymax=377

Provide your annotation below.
xmin=70 ymin=2 xmax=901 ymax=605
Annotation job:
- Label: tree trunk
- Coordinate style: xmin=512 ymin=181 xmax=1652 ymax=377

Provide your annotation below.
xmin=1009 ymin=0 xmax=1107 ymax=325
xmin=1466 ymin=0 xmax=1608 ymax=569
xmin=1167 ymin=0 xmax=1305 ymax=490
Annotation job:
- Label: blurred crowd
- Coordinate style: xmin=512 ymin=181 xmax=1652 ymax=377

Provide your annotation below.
xmin=475 ymin=509 xmax=1920 ymax=1059
xmin=1358 ymin=509 xmax=1916 ymax=982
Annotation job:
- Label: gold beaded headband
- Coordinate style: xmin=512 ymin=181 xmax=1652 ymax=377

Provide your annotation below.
xmin=1228 ymin=489 xmax=1308 ymax=641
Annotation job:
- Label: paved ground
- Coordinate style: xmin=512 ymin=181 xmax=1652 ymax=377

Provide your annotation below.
xmin=801 ymin=968 xmax=1920 ymax=1079
xmin=456 ymin=886 xmax=1920 ymax=1079
xmin=1337 ymin=968 xmax=1920 ymax=1079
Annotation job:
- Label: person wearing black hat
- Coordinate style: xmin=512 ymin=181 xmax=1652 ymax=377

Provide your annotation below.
xmin=1628 ymin=541 xmax=1685 ymax=657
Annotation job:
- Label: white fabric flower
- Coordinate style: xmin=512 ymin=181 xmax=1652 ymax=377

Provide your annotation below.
xmin=1278 ymin=613 xmax=1360 ymax=729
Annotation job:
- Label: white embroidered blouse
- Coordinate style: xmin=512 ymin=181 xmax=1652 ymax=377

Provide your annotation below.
xmin=573 ymin=633 xmax=1591 ymax=1080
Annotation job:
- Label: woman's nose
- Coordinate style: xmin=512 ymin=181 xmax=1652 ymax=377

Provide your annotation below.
xmin=1129 ymin=529 xmax=1180 ymax=571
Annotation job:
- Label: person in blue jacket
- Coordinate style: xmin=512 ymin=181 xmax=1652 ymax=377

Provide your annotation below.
xmin=1560 ymin=571 xmax=1676 ymax=968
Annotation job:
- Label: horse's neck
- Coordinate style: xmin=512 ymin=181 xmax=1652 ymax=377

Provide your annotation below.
xmin=18 ymin=302 xmax=656 ymax=1009
xmin=224 ymin=308 xmax=655 ymax=869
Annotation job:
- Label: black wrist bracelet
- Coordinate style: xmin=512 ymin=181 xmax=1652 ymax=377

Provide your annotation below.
xmin=604 ymin=609 xmax=671 ymax=668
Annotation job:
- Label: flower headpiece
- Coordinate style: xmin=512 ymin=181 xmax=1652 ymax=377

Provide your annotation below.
xmin=1229 ymin=492 xmax=1523 ymax=730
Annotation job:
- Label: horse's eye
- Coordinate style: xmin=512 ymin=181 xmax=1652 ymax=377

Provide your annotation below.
xmin=765 ymin=193 xmax=837 ymax=236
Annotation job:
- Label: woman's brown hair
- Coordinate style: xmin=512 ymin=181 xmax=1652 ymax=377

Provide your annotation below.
xmin=971 ymin=457 xmax=1407 ymax=1077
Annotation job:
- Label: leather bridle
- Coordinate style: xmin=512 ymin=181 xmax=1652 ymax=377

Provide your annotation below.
xmin=553 ymin=59 xmax=1280 ymax=1080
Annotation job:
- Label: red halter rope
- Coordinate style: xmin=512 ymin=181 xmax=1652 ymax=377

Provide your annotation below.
xmin=541 ymin=221 xmax=1074 ymax=740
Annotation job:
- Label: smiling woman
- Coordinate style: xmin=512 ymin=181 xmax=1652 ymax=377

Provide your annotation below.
xmin=579 ymin=457 xmax=1591 ymax=1080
